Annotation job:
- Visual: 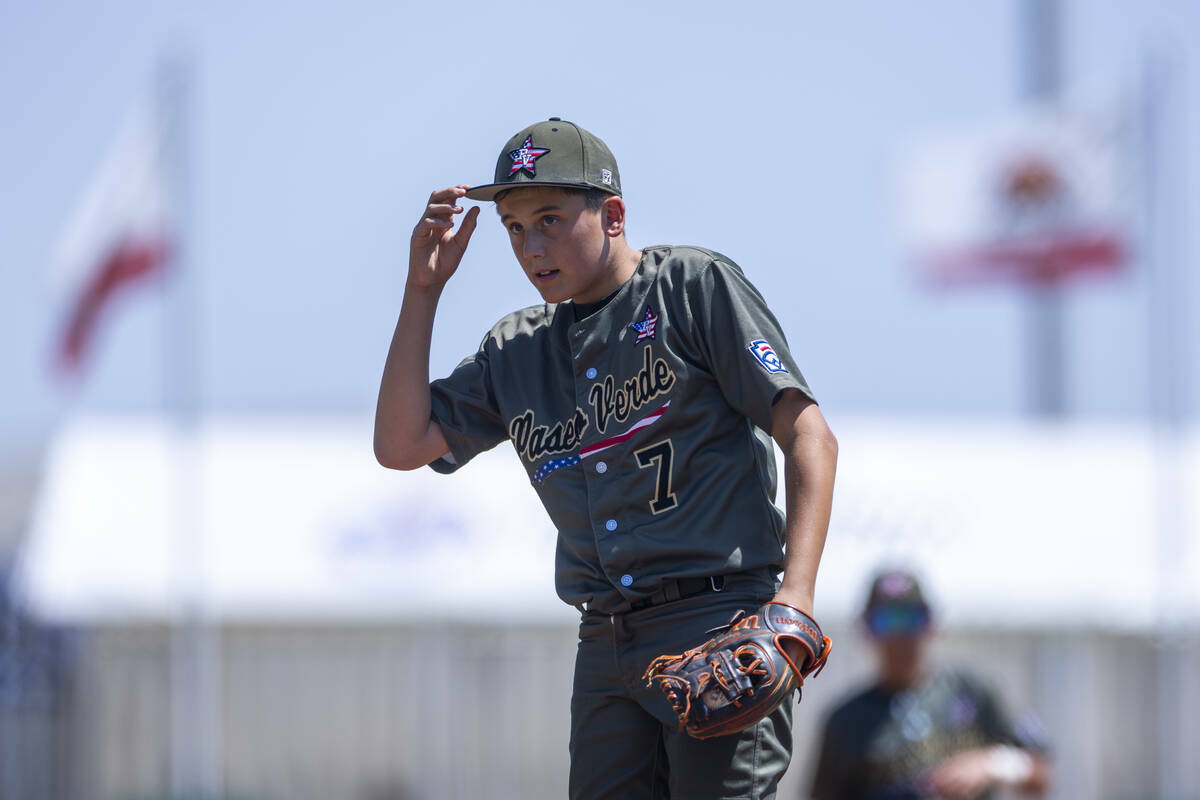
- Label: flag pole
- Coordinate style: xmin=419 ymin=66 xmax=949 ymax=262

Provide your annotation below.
xmin=159 ymin=49 xmax=223 ymax=799
xmin=1020 ymin=0 xmax=1065 ymax=418
xmin=1141 ymin=44 xmax=1189 ymax=800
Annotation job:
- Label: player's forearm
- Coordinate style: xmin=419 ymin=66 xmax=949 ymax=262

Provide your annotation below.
xmin=373 ymin=281 xmax=449 ymax=470
xmin=770 ymin=393 xmax=837 ymax=615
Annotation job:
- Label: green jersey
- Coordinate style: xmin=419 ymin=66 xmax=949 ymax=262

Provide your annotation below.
xmin=428 ymin=245 xmax=814 ymax=614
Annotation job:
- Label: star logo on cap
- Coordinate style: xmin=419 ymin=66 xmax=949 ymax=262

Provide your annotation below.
xmin=508 ymin=136 xmax=551 ymax=177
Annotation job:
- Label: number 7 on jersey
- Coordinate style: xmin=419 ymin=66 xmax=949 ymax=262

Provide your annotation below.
xmin=634 ymin=439 xmax=678 ymax=514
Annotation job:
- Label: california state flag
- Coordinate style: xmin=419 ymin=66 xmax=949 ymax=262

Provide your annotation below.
xmin=51 ymin=101 xmax=173 ymax=374
xmin=894 ymin=106 xmax=1131 ymax=286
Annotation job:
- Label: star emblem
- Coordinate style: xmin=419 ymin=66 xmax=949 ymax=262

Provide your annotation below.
xmin=508 ymin=136 xmax=551 ymax=177
xmin=631 ymin=307 xmax=658 ymax=342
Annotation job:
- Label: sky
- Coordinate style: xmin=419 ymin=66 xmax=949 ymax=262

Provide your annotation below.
xmin=1 ymin=0 xmax=1197 ymax=467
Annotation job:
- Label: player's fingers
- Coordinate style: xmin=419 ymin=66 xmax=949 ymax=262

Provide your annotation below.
xmin=425 ymin=203 xmax=463 ymax=218
xmin=428 ymin=186 xmax=469 ymax=204
xmin=455 ymin=205 xmax=481 ymax=246
xmin=416 ymin=216 xmax=454 ymax=234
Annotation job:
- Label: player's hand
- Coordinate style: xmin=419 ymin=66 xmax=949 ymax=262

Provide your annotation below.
xmin=409 ymin=185 xmax=481 ymax=291
xmin=923 ymin=748 xmax=995 ymax=799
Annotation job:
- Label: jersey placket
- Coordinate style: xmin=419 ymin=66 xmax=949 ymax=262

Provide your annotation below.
xmin=567 ymin=307 xmax=639 ymax=601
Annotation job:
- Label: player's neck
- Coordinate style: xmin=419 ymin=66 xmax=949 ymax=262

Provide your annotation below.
xmin=879 ymin=663 xmax=929 ymax=693
xmin=609 ymin=238 xmax=642 ymax=286
xmin=572 ymin=239 xmax=642 ymax=304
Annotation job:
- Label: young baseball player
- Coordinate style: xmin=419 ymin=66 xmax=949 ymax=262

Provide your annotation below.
xmin=810 ymin=569 xmax=1051 ymax=799
xmin=375 ymin=118 xmax=838 ymax=799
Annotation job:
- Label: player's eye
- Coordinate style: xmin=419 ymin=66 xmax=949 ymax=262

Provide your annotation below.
xmin=507 ymin=222 xmax=524 ymax=234
xmin=540 ymin=216 xmax=558 ymax=228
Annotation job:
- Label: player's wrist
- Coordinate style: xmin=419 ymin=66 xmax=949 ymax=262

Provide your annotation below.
xmin=771 ymin=586 xmax=815 ymax=617
xmin=403 ymin=274 xmax=448 ymax=299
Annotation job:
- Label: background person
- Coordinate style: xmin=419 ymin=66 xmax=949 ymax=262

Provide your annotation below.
xmin=809 ymin=569 xmax=1051 ymax=800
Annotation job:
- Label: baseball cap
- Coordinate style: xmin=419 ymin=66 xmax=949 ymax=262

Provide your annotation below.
xmin=465 ymin=118 xmax=622 ymax=202
xmin=862 ymin=569 xmax=932 ymax=638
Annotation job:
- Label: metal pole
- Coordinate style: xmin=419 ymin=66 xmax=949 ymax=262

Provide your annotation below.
xmin=1021 ymin=0 xmax=1065 ymax=418
xmin=160 ymin=50 xmax=223 ymax=799
xmin=1141 ymin=45 xmax=1189 ymax=800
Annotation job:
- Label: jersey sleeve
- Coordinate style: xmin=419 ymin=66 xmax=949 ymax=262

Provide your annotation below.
xmin=686 ymin=255 xmax=816 ymax=432
xmin=962 ymin=671 xmax=1051 ymax=754
xmin=426 ymin=334 xmax=509 ymax=474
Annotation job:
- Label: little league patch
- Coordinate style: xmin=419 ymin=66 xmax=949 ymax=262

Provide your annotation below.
xmin=747 ymin=339 xmax=788 ymax=374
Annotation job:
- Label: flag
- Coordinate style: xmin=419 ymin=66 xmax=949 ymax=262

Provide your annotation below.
xmin=50 ymin=101 xmax=173 ymax=374
xmin=894 ymin=106 xmax=1131 ymax=287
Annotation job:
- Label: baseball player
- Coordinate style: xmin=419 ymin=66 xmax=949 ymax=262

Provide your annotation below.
xmin=375 ymin=118 xmax=838 ymax=799
xmin=810 ymin=569 xmax=1052 ymax=800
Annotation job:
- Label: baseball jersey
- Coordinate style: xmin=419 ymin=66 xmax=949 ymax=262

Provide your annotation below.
xmin=811 ymin=668 xmax=1048 ymax=800
xmin=428 ymin=245 xmax=814 ymax=614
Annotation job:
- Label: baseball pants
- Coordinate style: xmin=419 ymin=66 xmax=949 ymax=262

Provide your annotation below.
xmin=569 ymin=575 xmax=793 ymax=800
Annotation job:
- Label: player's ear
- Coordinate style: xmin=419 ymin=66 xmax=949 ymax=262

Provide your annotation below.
xmin=602 ymin=196 xmax=627 ymax=238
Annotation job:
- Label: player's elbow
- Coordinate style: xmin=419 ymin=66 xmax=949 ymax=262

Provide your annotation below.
xmin=375 ymin=417 xmax=450 ymax=471
xmin=775 ymin=396 xmax=838 ymax=463
xmin=373 ymin=439 xmax=403 ymax=470
xmin=807 ymin=425 xmax=838 ymax=478
xmin=820 ymin=425 xmax=838 ymax=461
xmin=803 ymin=404 xmax=837 ymax=461
xmin=373 ymin=435 xmax=425 ymax=471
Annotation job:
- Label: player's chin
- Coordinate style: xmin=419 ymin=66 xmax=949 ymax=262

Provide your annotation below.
xmin=530 ymin=279 xmax=571 ymax=304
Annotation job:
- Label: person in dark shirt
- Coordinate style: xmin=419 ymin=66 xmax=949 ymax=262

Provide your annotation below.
xmin=810 ymin=570 xmax=1051 ymax=800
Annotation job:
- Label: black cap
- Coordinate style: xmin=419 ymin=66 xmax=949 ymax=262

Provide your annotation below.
xmin=862 ymin=569 xmax=932 ymax=637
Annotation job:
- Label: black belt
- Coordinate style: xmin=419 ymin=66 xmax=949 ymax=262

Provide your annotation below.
xmin=628 ymin=575 xmax=726 ymax=612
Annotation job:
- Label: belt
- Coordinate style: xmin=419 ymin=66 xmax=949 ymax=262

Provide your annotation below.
xmin=628 ymin=575 xmax=726 ymax=612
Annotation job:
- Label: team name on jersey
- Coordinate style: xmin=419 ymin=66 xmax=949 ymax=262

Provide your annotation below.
xmin=506 ymin=345 xmax=677 ymax=464
xmin=509 ymin=407 xmax=589 ymax=464
xmin=587 ymin=345 xmax=676 ymax=433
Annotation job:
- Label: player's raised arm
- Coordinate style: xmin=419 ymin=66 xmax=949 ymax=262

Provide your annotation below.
xmin=374 ymin=186 xmax=480 ymax=470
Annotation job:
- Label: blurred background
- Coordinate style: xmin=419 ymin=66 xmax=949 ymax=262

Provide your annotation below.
xmin=1 ymin=0 xmax=1197 ymax=798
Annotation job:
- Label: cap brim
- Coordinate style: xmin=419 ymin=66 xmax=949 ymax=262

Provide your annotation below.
xmin=465 ymin=181 xmax=618 ymax=202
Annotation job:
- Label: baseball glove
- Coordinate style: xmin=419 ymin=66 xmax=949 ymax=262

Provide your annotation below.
xmin=642 ymin=601 xmax=831 ymax=740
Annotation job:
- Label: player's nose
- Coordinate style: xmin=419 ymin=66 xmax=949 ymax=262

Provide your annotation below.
xmin=522 ymin=229 xmax=545 ymax=259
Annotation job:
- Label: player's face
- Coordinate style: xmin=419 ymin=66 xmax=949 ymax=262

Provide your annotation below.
xmin=496 ymin=187 xmax=619 ymax=304
xmin=871 ymin=630 xmax=931 ymax=690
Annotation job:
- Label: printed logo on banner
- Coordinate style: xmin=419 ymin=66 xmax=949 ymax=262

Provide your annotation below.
xmin=747 ymin=339 xmax=788 ymax=374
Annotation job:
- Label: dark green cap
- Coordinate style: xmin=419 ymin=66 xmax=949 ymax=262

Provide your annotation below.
xmin=465 ymin=118 xmax=622 ymax=202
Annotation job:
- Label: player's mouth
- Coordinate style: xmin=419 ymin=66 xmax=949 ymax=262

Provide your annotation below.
xmin=533 ymin=268 xmax=560 ymax=282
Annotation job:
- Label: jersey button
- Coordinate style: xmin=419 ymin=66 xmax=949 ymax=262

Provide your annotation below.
xmin=620 ymin=574 xmax=634 ymax=587
xmin=595 ymin=461 xmax=607 ymax=474
xmin=586 ymin=367 xmax=598 ymax=379
xmin=605 ymin=519 xmax=618 ymax=531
